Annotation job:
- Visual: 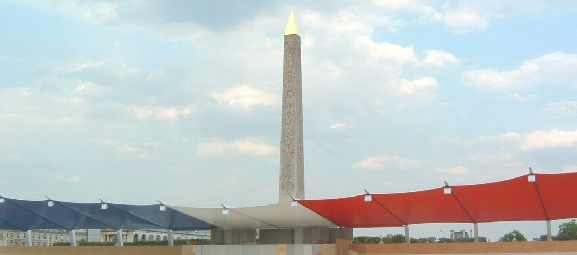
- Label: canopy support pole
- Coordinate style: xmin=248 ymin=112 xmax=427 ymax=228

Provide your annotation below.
xmin=25 ymin=230 xmax=32 ymax=247
xmin=473 ymin=223 xmax=479 ymax=242
xmin=547 ymin=220 xmax=553 ymax=241
xmin=116 ymin=229 xmax=124 ymax=247
xmin=530 ymin=174 xmax=553 ymax=242
xmin=168 ymin=230 xmax=174 ymax=246
xmin=69 ymin=230 xmax=77 ymax=247
xmin=404 ymin=225 xmax=410 ymax=244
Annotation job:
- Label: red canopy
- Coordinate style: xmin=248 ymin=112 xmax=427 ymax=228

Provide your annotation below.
xmin=299 ymin=172 xmax=576 ymax=228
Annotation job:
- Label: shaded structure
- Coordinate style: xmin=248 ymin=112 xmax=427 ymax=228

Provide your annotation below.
xmin=0 ymin=198 xmax=212 ymax=246
xmin=3 ymin=172 xmax=577 ymax=246
xmin=175 ymin=204 xmax=345 ymax=244
xmin=299 ymin=172 xmax=577 ymax=242
xmin=0 ymin=199 xmax=212 ymax=231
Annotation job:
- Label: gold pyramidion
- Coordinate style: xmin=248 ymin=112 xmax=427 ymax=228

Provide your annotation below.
xmin=284 ymin=10 xmax=299 ymax=35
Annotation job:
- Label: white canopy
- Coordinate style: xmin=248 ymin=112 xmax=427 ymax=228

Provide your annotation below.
xmin=174 ymin=203 xmax=336 ymax=229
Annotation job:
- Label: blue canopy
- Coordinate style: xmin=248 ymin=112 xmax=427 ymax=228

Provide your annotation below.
xmin=0 ymin=197 xmax=213 ymax=231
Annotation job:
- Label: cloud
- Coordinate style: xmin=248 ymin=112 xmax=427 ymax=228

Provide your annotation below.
xmin=436 ymin=165 xmax=470 ymax=175
xmin=467 ymin=153 xmax=517 ymax=164
xmin=330 ymin=121 xmax=352 ymax=130
xmin=353 ymin=155 xmax=419 ymax=170
xmin=391 ymin=77 xmax=439 ymax=96
xmin=34 ymin=0 xmax=577 ymax=36
xmin=464 ymin=52 xmax=577 ymax=90
xmin=511 ymin=93 xmax=533 ymax=103
xmin=433 ymin=10 xmax=489 ymax=33
xmin=370 ymin=0 xmax=430 ymax=12
xmin=211 ymin=85 xmax=278 ymax=110
xmin=470 ymin=129 xmax=577 ymax=151
xmin=545 ymin=100 xmax=577 ymax=114
xmin=359 ymin=39 xmax=417 ymax=64
xmin=62 ymin=61 xmax=105 ymax=73
xmin=420 ymin=50 xmax=461 ymax=69
xmin=73 ymin=81 xmax=100 ymax=95
xmin=123 ymin=105 xmax=194 ymax=121
xmin=197 ymin=138 xmax=278 ymax=158
xmin=521 ymin=129 xmax=577 ymax=151
xmin=61 ymin=176 xmax=81 ymax=184
xmin=32 ymin=0 xmax=289 ymax=29
xmin=368 ymin=0 xmax=494 ymax=33
xmin=37 ymin=0 xmax=119 ymax=24
xmin=295 ymin=9 xmax=449 ymax=106
xmin=115 ymin=144 xmax=150 ymax=158
xmin=96 ymin=140 xmax=157 ymax=159
xmin=472 ymin=132 xmax=523 ymax=144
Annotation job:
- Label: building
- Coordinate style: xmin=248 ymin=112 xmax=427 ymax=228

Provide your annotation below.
xmin=97 ymin=229 xmax=209 ymax=243
xmin=0 ymin=229 xmax=208 ymax=246
xmin=450 ymin=230 xmax=471 ymax=241
xmin=0 ymin=230 xmax=68 ymax=246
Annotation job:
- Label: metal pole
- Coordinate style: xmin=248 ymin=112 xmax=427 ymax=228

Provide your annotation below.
xmin=167 ymin=230 xmax=174 ymax=246
xmin=473 ymin=223 xmax=479 ymax=242
xmin=26 ymin=230 xmax=33 ymax=247
xmin=547 ymin=220 xmax=552 ymax=241
xmin=404 ymin=225 xmax=410 ymax=244
xmin=116 ymin=229 xmax=124 ymax=247
xmin=69 ymin=230 xmax=77 ymax=247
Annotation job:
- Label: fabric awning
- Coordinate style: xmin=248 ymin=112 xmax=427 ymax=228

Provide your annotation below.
xmin=175 ymin=204 xmax=337 ymax=230
xmin=0 ymin=198 xmax=213 ymax=231
xmin=298 ymin=172 xmax=577 ymax=228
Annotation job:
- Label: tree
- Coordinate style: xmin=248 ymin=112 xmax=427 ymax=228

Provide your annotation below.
xmin=557 ymin=219 xmax=577 ymax=240
xmin=381 ymin=234 xmax=406 ymax=243
xmin=353 ymin=236 xmax=381 ymax=244
xmin=500 ymin=230 xmax=527 ymax=242
xmin=412 ymin=237 xmax=437 ymax=243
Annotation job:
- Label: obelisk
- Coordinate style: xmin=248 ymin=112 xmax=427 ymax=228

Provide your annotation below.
xmin=279 ymin=11 xmax=304 ymax=203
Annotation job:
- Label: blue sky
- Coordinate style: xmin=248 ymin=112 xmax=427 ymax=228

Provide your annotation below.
xmin=1 ymin=0 xmax=577 ymax=241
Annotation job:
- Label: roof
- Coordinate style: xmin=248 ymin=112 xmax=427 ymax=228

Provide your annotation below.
xmin=298 ymin=172 xmax=577 ymax=228
xmin=175 ymin=203 xmax=336 ymax=229
xmin=3 ymin=172 xmax=577 ymax=231
xmin=0 ymin=198 xmax=213 ymax=231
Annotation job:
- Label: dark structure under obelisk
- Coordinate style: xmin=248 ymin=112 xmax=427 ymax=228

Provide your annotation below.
xmin=279 ymin=11 xmax=305 ymax=203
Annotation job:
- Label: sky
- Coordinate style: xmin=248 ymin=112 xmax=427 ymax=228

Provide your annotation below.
xmin=1 ymin=0 xmax=577 ymax=241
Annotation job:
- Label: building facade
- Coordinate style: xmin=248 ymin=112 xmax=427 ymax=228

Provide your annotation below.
xmin=450 ymin=230 xmax=472 ymax=241
xmin=0 ymin=230 xmax=69 ymax=246
xmin=0 ymin=229 xmax=208 ymax=246
xmin=97 ymin=229 xmax=209 ymax=243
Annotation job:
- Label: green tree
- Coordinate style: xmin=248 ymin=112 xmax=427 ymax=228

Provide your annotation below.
xmin=412 ymin=237 xmax=437 ymax=243
xmin=381 ymin=234 xmax=406 ymax=243
xmin=500 ymin=230 xmax=527 ymax=242
xmin=353 ymin=236 xmax=381 ymax=244
xmin=557 ymin=219 xmax=577 ymax=240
